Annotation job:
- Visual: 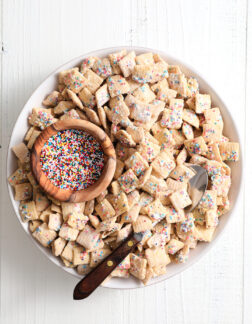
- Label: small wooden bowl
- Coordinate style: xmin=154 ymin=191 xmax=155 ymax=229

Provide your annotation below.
xmin=31 ymin=119 xmax=116 ymax=202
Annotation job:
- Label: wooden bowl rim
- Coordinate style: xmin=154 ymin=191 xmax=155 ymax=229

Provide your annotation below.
xmin=31 ymin=119 xmax=116 ymax=202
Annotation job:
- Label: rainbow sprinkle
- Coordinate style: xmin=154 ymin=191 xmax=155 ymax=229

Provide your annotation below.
xmin=40 ymin=129 xmax=104 ymax=191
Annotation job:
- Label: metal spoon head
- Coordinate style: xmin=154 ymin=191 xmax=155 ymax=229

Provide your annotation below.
xmin=184 ymin=164 xmax=208 ymax=213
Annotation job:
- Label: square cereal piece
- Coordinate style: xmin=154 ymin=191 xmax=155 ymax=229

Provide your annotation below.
xmin=211 ymin=174 xmax=231 ymax=197
xmin=116 ymin=143 xmax=130 ymax=161
xmin=175 ymin=245 xmax=190 ymax=263
xmin=218 ymin=142 xmax=239 ymax=162
xmin=54 ymin=101 xmax=75 ymax=115
xmin=145 ymin=247 xmax=170 ymax=268
xmin=133 ymin=215 xmax=153 ymax=232
xmin=152 ymin=124 xmax=175 ymax=149
xmin=12 ymin=143 xmax=30 ymax=164
xmin=116 ymin=224 xmax=132 ymax=243
xmin=110 ymin=180 xmax=121 ymax=195
xmin=118 ymin=51 xmax=136 ymax=77
xmin=193 ymin=224 xmax=215 ymax=242
xmin=121 ymin=203 xmax=141 ymax=223
xmin=202 ymin=123 xmax=222 ymax=143
xmin=118 ymin=169 xmax=139 ymax=194
xmin=61 ymin=202 xmax=85 ymax=220
xmin=61 ymin=241 xmax=78 ymax=262
xmin=32 ymin=223 xmax=57 ymax=247
xmin=169 ymin=129 xmax=186 ymax=147
xmin=168 ymin=65 xmax=181 ymax=74
xmin=24 ymin=126 xmax=35 ymax=142
xmin=156 ymin=190 xmax=172 ymax=206
xmin=84 ymin=200 xmax=94 ymax=216
xmin=78 ymin=87 xmax=96 ymax=108
xmin=95 ymin=84 xmax=110 ymax=107
xmin=168 ymin=73 xmax=188 ymax=97
xmin=151 ymin=151 xmax=176 ymax=179
xmin=166 ymin=206 xmax=185 ymax=223
xmin=113 ymin=191 xmax=129 ymax=216
xmin=59 ymin=223 xmax=79 ymax=241
xmin=176 ymin=148 xmax=188 ymax=165
xmin=97 ymin=216 xmax=116 ymax=232
xmin=132 ymin=62 xmax=168 ymax=84
xmin=125 ymin=152 xmax=149 ymax=176
xmin=182 ymin=109 xmax=199 ymax=128
xmin=92 ymin=58 xmax=112 ymax=78
xmin=58 ymin=67 xmax=79 ymax=84
xmin=52 ymin=237 xmax=66 ymax=256
xmin=137 ymin=141 xmax=160 ymax=163
xmin=90 ymin=248 xmax=111 ymax=267
xmin=166 ymin=239 xmax=184 ymax=255
xmin=160 ymin=99 xmax=184 ymax=129
xmin=14 ymin=183 xmax=32 ymax=201
xmin=76 ymin=225 xmax=100 ymax=251
xmin=109 ymin=95 xmax=130 ymax=124
xmin=169 ymin=165 xmax=195 ymax=182
xmin=142 ymin=175 xmax=168 ymax=196
xmin=130 ymin=254 xmax=147 ymax=280
xmin=151 ymin=78 xmax=169 ymax=94
xmin=80 ymin=57 xmax=98 ymax=73
xmin=73 ymin=246 xmax=90 ymax=266
xmin=147 ymin=233 xmax=167 ymax=248
xmin=27 ymin=129 xmax=41 ymax=149
xmin=182 ymin=122 xmax=194 ymax=140
xmin=125 ymin=94 xmax=152 ymax=123
xmin=82 ymin=69 xmax=103 ymax=94
xmin=63 ymin=70 xmax=86 ymax=93
xmin=184 ymin=136 xmax=208 ymax=155
xmin=126 ymin=124 xmax=144 ymax=144
xmin=205 ymin=209 xmax=219 ymax=228
xmin=116 ymin=130 xmax=136 ymax=147
xmin=186 ymin=77 xmax=199 ymax=97
xmin=48 ymin=213 xmax=63 ymax=231
xmin=156 ymin=88 xmax=177 ymax=104
xmin=108 ymin=49 xmax=127 ymax=74
xmin=127 ymin=190 xmax=140 ymax=208
xmin=8 ymin=168 xmax=28 ymax=186
xmin=66 ymin=212 xmax=88 ymax=230
xmin=145 ymin=199 xmax=168 ymax=222
xmin=170 ymin=189 xmax=192 ymax=211
xmin=107 ymin=75 xmax=130 ymax=98
xmin=203 ymin=107 xmax=224 ymax=130
xmin=77 ymin=264 xmax=92 ymax=276
xmin=60 ymin=109 xmax=80 ymax=120
xmin=19 ymin=201 xmax=38 ymax=222
xmin=66 ymin=89 xmax=84 ymax=109
xmin=206 ymin=142 xmax=222 ymax=162
xmin=95 ymin=199 xmax=116 ymax=220
xmin=135 ymin=52 xmax=154 ymax=65
xmin=35 ymin=191 xmax=50 ymax=212
xmin=133 ymin=84 xmax=156 ymax=103
xmin=195 ymin=94 xmax=211 ymax=113
xmin=42 ymin=91 xmax=62 ymax=107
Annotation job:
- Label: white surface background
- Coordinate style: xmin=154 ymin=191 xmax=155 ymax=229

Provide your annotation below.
xmin=0 ymin=0 xmax=251 ymax=323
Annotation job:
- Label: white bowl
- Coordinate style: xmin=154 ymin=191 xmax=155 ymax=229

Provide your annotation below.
xmin=7 ymin=46 xmax=242 ymax=289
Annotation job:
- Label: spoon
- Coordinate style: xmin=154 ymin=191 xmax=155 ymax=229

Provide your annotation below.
xmin=73 ymin=164 xmax=208 ymax=300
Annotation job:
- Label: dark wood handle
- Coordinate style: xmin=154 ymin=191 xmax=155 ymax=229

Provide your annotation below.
xmin=73 ymin=232 xmax=142 ymax=300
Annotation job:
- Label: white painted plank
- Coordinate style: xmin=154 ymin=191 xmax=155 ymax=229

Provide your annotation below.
xmin=0 ymin=0 xmax=248 ymax=323
xmin=244 ymin=0 xmax=252 ymax=323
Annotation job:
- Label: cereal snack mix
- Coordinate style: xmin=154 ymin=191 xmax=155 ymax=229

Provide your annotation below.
xmin=10 ymin=50 xmax=240 ymax=285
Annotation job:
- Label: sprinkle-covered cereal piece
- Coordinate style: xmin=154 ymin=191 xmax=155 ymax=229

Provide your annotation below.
xmin=118 ymin=169 xmax=139 ymax=194
xmin=195 ymin=94 xmax=211 ymax=113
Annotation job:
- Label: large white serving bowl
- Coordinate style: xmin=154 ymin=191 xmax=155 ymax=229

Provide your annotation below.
xmin=7 ymin=46 xmax=242 ymax=289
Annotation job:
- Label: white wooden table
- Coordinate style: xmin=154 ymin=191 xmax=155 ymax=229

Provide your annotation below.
xmin=1 ymin=0 xmax=251 ymax=323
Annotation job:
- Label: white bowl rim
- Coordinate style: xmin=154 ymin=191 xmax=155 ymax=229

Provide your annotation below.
xmin=6 ymin=46 xmax=243 ymax=290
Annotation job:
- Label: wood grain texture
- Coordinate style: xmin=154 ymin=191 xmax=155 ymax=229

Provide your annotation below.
xmin=31 ymin=119 xmax=116 ymax=202
xmin=74 ymin=232 xmax=141 ymax=300
xmin=0 ymin=0 xmax=250 ymax=323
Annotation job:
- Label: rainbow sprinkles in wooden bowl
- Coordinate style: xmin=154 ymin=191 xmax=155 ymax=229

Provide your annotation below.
xmin=31 ymin=119 xmax=116 ymax=202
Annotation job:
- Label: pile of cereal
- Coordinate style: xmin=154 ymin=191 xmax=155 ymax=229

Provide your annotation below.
xmin=9 ymin=50 xmax=239 ymax=284
xmin=40 ymin=129 xmax=104 ymax=191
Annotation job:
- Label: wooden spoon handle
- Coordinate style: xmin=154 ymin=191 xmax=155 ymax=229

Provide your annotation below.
xmin=73 ymin=232 xmax=141 ymax=300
